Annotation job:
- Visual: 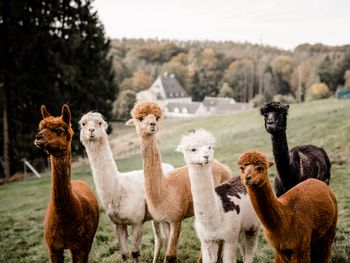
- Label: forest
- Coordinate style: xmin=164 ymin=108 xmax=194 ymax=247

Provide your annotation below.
xmin=110 ymin=38 xmax=350 ymax=120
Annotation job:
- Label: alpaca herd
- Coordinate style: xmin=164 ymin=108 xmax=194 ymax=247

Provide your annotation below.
xmin=34 ymin=101 xmax=338 ymax=263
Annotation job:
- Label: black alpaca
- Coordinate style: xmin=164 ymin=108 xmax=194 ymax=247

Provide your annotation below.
xmin=260 ymin=102 xmax=331 ymax=197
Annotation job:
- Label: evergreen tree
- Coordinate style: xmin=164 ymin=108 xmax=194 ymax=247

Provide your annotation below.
xmin=0 ymin=0 xmax=117 ymax=178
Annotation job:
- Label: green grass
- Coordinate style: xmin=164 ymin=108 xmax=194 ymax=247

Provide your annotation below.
xmin=1 ymin=98 xmax=350 ymax=262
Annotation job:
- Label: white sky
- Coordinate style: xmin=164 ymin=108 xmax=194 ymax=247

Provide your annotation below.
xmin=92 ymin=0 xmax=350 ymax=50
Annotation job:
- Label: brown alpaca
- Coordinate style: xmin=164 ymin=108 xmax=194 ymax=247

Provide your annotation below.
xmin=238 ymin=151 xmax=338 ymax=263
xmin=34 ymin=105 xmax=99 ymax=263
xmin=127 ymin=101 xmax=232 ymax=262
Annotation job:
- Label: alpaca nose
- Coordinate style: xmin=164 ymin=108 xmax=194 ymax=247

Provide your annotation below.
xmin=150 ymin=122 xmax=156 ymax=126
xmin=36 ymin=133 xmax=43 ymax=140
xmin=89 ymin=128 xmax=95 ymax=133
xmin=246 ymin=175 xmax=252 ymax=181
xmin=266 ymin=118 xmax=274 ymax=125
xmin=203 ymin=155 xmax=209 ymax=160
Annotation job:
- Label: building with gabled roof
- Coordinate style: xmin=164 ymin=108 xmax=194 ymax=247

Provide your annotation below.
xmin=137 ymin=72 xmax=188 ymax=101
xmin=136 ymin=72 xmax=253 ymax=118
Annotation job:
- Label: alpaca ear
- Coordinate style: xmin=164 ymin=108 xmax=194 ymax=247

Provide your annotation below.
xmin=175 ymin=145 xmax=184 ymax=153
xmin=41 ymin=105 xmax=50 ymax=119
xmin=125 ymin=119 xmax=134 ymax=126
xmin=268 ymin=161 xmax=274 ymax=168
xmin=62 ymin=104 xmax=71 ymax=125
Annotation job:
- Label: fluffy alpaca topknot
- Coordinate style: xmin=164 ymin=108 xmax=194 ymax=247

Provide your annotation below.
xmin=177 ymin=128 xmax=215 ymax=152
xmin=79 ymin=111 xmax=107 ymax=129
xmin=131 ymin=101 xmax=163 ymax=119
xmin=260 ymin=101 xmax=289 ymax=116
xmin=238 ymin=151 xmax=270 ymax=168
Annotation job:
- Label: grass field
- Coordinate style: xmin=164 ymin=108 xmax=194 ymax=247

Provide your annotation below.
xmin=1 ymin=98 xmax=349 ymax=262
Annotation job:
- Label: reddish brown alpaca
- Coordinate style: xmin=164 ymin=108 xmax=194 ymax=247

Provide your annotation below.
xmin=238 ymin=151 xmax=338 ymax=263
xmin=34 ymin=104 xmax=99 ymax=263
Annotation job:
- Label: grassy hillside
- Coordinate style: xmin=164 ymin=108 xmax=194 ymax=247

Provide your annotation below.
xmin=1 ymin=99 xmax=349 ymax=262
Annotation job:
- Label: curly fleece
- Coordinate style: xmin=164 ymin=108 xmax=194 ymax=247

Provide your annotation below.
xmin=131 ymin=101 xmax=163 ymax=119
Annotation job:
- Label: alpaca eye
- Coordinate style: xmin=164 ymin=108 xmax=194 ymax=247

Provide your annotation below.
xmin=82 ymin=123 xmax=86 ymax=126
xmin=138 ymin=117 xmax=143 ymax=121
xmin=99 ymin=122 xmax=102 ymax=126
xmin=156 ymin=117 xmax=160 ymax=121
xmin=191 ymin=148 xmax=197 ymax=152
xmin=208 ymin=146 xmax=212 ymax=150
xmin=240 ymin=166 xmax=244 ymax=171
xmin=257 ymin=167 xmax=264 ymax=172
xmin=55 ymin=128 xmax=64 ymax=135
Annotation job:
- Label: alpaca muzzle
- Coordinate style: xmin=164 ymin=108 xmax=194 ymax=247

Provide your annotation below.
xmin=34 ymin=133 xmax=46 ymax=148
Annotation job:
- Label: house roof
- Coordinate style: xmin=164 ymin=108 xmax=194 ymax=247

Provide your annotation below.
xmin=150 ymin=73 xmax=188 ymax=99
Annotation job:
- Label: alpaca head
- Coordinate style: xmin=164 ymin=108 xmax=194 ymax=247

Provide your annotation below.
xmin=260 ymin=102 xmax=289 ymax=133
xmin=238 ymin=151 xmax=273 ymax=187
xmin=176 ymin=128 xmax=215 ymax=167
xmin=79 ymin=112 xmax=108 ymax=146
xmin=34 ymin=104 xmax=74 ymax=156
xmin=126 ymin=101 xmax=163 ymax=137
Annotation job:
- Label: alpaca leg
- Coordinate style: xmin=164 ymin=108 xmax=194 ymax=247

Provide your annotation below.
xmin=311 ymin=226 xmax=336 ymax=263
xmin=161 ymin=222 xmax=171 ymax=263
xmin=275 ymin=252 xmax=284 ymax=263
xmin=161 ymin=221 xmax=170 ymax=247
xmin=131 ymin=223 xmax=143 ymax=263
xmin=292 ymin=252 xmax=311 ymax=263
xmin=201 ymin=240 xmax=219 ymax=263
xmin=240 ymin=229 xmax=259 ymax=263
xmin=152 ymin=221 xmax=163 ymax=263
xmin=49 ymin=248 xmax=64 ymax=263
xmin=222 ymin=241 xmax=238 ymax=263
xmin=115 ymin=224 xmax=129 ymax=262
xmin=165 ymin=221 xmax=182 ymax=263
xmin=71 ymin=249 xmax=89 ymax=263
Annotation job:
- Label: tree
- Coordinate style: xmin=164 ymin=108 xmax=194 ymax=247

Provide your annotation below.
xmin=218 ymin=83 xmax=234 ymax=98
xmin=271 ymin=55 xmax=294 ymax=95
xmin=224 ymin=59 xmax=256 ymax=102
xmin=112 ymin=89 xmax=136 ymax=121
xmin=318 ymin=56 xmax=338 ymax=92
xmin=344 ymin=70 xmax=350 ymax=89
xmin=306 ymin=83 xmax=331 ymax=101
xmin=0 ymin=84 xmax=10 ymax=180
xmin=0 ymin=0 xmax=116 ymax=178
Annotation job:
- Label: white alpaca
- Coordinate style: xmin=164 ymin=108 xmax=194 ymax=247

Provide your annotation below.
xmin=79 ymin=112 xmax=173 ymax=263
xmin=176 ymin=129 xmax=260 ymax=263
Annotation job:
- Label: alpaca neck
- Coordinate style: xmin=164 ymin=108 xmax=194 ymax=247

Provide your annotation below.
xmin=50 ymin=151 xmax=75 ymax=211
xmin=247 ymin=179 xmax=283 ymax=231
xmin=271 ymin=131 xmax=294 ymax=186
xmin=140 ymin=134 xmax=165 ymax=206
xmin=84 ymin=137 xmax=118 ymax=208
xmin=188 ymin=164 xmax=220 ymax=225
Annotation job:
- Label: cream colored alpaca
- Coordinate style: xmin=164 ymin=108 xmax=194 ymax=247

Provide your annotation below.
xmin=177 ymin=129 xmax=259 ymax=263
xmin=127 ymin=101 xmax=232 ymax=262
xmin=79 ymin=112 xmax=174 ymax=263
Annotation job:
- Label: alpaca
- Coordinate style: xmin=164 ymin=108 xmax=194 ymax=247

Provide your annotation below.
xmin=260 ymin=101 xmax=331 ymax=197
xmin=79 ymin=111 xmax=174 ymax=263
xmin=126 ymin=101 xmax=232 ymax=262
xmin=176 ymin=129 xmax=259 ymax=263
xmin=34 ymin=105 xmax=99 ymax=263
xmin=238 ymin=150 xmax=338 ymax=263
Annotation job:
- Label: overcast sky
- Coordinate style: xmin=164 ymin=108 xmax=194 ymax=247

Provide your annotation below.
xmin=92 ymin=0 xmax=350 ymax=50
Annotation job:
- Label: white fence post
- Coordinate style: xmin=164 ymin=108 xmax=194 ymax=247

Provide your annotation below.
xmin=22 ymin=158 xmax=41 ymax=178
